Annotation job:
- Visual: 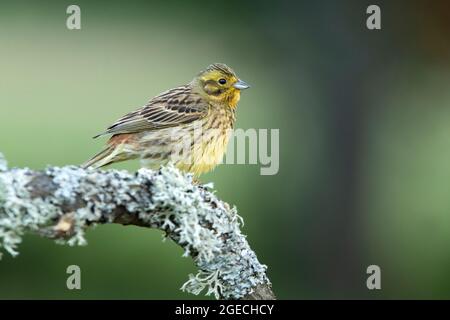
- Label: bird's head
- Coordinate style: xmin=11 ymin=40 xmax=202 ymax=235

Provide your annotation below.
xmin=193 ymin=63 xmax=250 ymax=108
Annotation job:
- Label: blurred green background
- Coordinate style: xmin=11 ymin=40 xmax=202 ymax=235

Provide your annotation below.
xmin=1 ymin=0 xmax=450 ymax=299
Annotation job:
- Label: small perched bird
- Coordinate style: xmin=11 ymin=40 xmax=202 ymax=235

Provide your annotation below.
xmin=82 ymin=63 xmax=250 ymax=176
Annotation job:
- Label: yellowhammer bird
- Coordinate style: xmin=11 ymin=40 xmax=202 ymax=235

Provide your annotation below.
xmin=82 ymin=63 xmax=249 ymax=176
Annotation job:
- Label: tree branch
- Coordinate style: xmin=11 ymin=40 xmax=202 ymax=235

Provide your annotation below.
xmin=0 ymin=152 xmax=275 ymax=300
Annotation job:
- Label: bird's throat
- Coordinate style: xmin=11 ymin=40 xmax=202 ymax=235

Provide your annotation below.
xmin=227 ymin=89 xmax=241 ymax=109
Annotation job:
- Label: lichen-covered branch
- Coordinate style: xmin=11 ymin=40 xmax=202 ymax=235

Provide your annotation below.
xmin=0 ymin=152 xmax=275 ymax=300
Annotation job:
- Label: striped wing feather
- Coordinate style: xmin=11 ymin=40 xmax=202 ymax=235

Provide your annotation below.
xmin=95 ymin=86 xmax=209 ymax=137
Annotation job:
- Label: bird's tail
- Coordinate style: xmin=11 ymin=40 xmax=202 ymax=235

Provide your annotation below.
xmin=82 ymin=146 xmax=116 ymax=169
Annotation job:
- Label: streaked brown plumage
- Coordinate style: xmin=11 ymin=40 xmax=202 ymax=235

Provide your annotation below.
xmin=82 ymin=63 xmax=249 ymax=175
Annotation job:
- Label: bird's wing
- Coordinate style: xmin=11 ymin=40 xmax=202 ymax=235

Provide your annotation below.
xmin=94 ymin=86 xmax=209 ymax=137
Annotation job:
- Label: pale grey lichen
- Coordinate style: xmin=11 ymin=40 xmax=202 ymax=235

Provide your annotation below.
xmin=0 ymin=153 xmax=7 ymax=172
xmin=181 ymin=269 xmax=224 ymax=299
xmin=144 ymin=165 xmax=269 ymax=299
xmin=0 ymin=154 xmax=269 ymax=299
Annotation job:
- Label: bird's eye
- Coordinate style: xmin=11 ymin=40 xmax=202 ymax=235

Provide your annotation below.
xmin=218 ymin=78 xmax=227 ymax=85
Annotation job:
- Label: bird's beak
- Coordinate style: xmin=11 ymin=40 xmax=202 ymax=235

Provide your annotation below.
xmin=233 ymin=79 xmax=250 ymax=90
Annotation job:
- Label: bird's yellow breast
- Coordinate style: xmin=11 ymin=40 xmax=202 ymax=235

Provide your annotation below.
xmin=175 ymin=109 xmax=234 ymax=176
